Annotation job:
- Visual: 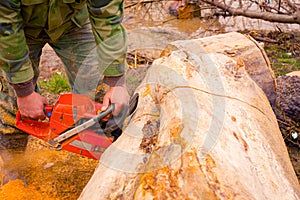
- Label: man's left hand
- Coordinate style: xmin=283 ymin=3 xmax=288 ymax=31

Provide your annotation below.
xmin=101 ymin=84 xmax=130 ymax=116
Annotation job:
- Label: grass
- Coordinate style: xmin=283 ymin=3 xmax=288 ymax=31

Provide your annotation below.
xmin=263 ymin=31 xmax=300 ymax=77
xmin=265 ymin=46 xmax=300 ymax=77
xmin=39 ymin=72 xmax=70 ymax=94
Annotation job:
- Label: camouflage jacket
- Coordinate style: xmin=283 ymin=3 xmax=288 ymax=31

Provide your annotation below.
xmin=0 ymin=0 xmax=127 ymax=85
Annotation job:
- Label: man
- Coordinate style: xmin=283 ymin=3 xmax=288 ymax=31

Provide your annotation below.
xmin=0 ymin=0 xmax=129 ymax=183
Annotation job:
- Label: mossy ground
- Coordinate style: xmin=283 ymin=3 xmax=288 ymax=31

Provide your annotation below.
xmin=257 ymin=31 xmax=300 ymax=76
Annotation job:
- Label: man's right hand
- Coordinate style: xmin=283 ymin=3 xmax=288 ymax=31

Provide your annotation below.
xmin=17 ymin=92 xmax=48 ymax=120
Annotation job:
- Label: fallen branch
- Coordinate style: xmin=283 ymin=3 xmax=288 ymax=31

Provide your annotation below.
xmin=202 ymin=0 xmax=300 ymax=24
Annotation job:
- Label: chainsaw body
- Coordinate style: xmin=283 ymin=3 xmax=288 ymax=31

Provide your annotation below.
xmin=16 ymin=94 xmax=113 ymax=160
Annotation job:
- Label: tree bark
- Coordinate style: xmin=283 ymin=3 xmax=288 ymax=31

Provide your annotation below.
xmin=162 ymin=32 xmax=277 ymax=106
xmin=79 ymin=32 xmax=300 ymax=200
xmin=202 ymin=0 xmax=300 ymax=24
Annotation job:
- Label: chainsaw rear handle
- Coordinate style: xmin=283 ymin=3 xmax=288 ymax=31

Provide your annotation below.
xmin=43 ymin=105 xmax=54 ymax=117
xmin=15 ymin=110 xmax=52 ymax=140
xmin=16 ymin=104 xmax=53 ymax=120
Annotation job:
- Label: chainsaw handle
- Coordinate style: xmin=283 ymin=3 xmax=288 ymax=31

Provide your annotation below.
xmin=109 ymin=103 xmax=115 ymax=112
xmin=43 ymin=105 xmax=54 ymax=117
xmin=16 ymin=110 xmax=22 ymax=124
xmin=97 ymin=104 xmax=114 ymax=121
xmin=15 ymin=110 xmax=51 ymax=139
xmin=15 ymin=104 xmax=53 ymax=121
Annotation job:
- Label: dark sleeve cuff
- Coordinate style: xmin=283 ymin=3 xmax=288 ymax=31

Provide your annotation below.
xmin=103 ymin=75 xmax=125 ymax=87
xmin=10 ymin=79 xmax=34 ymax=97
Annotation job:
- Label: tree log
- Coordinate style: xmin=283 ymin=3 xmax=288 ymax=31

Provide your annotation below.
xmin=162 ymin=32 xmax=277 ymax=106
xmin=79 ymin=32 xmax=300 ymax=200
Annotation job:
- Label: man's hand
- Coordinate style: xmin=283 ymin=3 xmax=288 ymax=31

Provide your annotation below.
xmin=101 ymin=84 xmax=130 ymax=116
xmin=17 ymin=92 xmax=48 ymax=120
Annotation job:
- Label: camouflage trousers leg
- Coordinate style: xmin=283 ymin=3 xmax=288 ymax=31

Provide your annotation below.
xmin=0 ymin=76 xmax=29 ymax=185
xmin=48 ymin=22 xmax=102 ymax=95
xmin=0 ymin=27 xmax=45 ymax=152
xmin=0 ymin=30 xmax=46 ymax=184
xmin=0 ymin=76 xmax=29 ymax=151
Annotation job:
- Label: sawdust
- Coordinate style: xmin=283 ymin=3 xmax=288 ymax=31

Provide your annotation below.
xmin=0 ymin=137 xmax=98 ymax=200
xmin=0 ymin=179 xmax=57 ymax=200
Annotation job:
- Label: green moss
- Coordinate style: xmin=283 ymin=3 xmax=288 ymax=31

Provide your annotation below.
xmin=39 ymin=73 xmax=71 ymax=94
xmin=264 ymin=46 xmax=300 ymax=77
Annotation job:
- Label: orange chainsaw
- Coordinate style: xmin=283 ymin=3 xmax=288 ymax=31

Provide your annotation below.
xmin=15 ymin=93 xmax=138 ymax=160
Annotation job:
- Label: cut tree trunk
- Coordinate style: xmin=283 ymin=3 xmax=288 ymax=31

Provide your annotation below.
xmin=162 ymin=32 xmax=277 ymax=106
xmin=79 ymin=32 xmax=300 ymax=200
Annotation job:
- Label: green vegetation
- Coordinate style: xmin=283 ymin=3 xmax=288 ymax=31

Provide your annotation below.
xmin=39 ymin=72 xmax=70 ymax=94
xmin=264 ymin=46 xmax=300 ymax=77
xmin=262 ymin=31 xmax=299 ymax=77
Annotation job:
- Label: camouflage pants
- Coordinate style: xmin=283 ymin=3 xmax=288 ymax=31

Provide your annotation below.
xmin=0 ymin=21 xmax=102 ymax=150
